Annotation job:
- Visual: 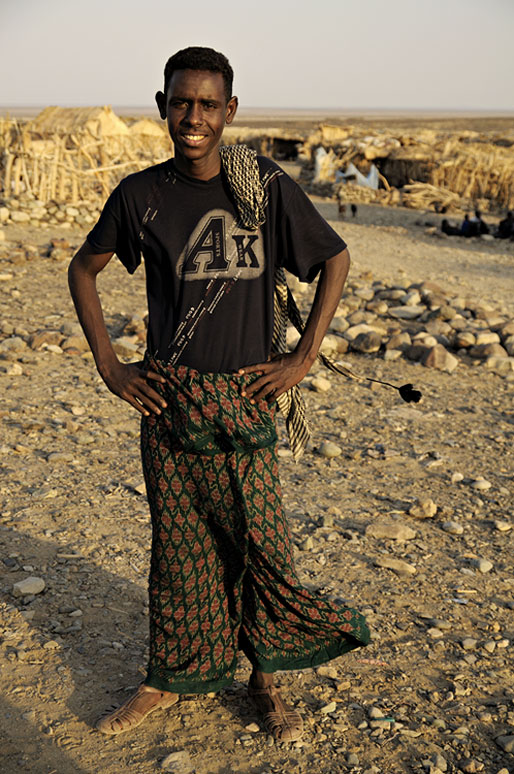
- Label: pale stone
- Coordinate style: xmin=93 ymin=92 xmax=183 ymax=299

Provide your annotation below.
xmin=0 ymin=362 xmax=23 ymax=375
xmin=471 ymin=558 xmax=493 ymax=573
xmin=286 ymin=326 xmax=301 ymax=349
xmin=13 ymin=576 xmax=45 ymax=597
xmin=112 ymin=336 xmax=140 ymax=358
xmin=485 ymin=356 xmax=514 ymax=375
xmin=471 ymin=478 xmax=491 ymax=490
xmin=442 ymin=521 xmax=464 ymax=535
xmin=374 ymin=557 xmax=416 ymax=575
xmin=320 ymin=333 xmax=346 ymax=353
xmin=453 ymin=331 xmax=475 ymax=348
xmin=383 ymin=349 xmax=402 ymax=361
xmin=469 ymin=342 xmax=508 ymax=359
xmin=475 ymin=331 xmax=500 ymax=346
xmin=365 ymin=522 xmax=416 ymax=541
xmin=494 ymin=520 xmax=511 ymax=532
xmin=160 ymin=750 xmax=195 ymax=773
xmin=10 ymin=210 xmax=30 ymax=223
xmin=311 ymin=376 xmax=331 ymax=392
xmin=389 ymin=305 xmax=425 ymax=319
xmin=320 ymin=701 xmax=337 ymax=714
xmin=409 ymin=499 xmax=437 ymax=519
xmin=318 ymin=441 xmax=342 ymax=458
xmin=330 ymin=317 xmax=349 ymax=334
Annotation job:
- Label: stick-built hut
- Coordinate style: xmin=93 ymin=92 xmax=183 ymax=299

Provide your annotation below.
xmin=309 ymin=124 xmax=514 ymax=212
xmin=1 ymin=106 xmax=171 ymax=204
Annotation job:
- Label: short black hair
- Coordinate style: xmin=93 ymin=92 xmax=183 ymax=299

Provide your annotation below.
xmin=163 ymin=46 xmax=233 ymax=102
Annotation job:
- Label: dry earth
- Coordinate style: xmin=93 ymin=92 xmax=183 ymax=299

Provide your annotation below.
xmin=0 ymin=197 xmax=513 ymax=774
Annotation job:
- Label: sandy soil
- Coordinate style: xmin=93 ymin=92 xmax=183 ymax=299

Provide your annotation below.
xmin=0 ymin=196 xmax=513 ymax=774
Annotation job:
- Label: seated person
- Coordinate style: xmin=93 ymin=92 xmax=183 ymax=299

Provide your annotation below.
xmin=441 ymin=218 xmax=461 ymax=236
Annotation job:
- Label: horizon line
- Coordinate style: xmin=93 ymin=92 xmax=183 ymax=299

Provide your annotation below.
xmin=1 ymin=104 xmax=514 ymax=115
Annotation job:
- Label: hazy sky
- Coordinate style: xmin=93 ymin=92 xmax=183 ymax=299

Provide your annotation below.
xmin=2 ymin=0 xmax=514 ymax=110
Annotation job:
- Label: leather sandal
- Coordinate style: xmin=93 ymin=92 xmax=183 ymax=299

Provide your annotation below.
xmin=95 ymin=684 xmax=179 ymax=735
xmin=248 ymin=684 xmax=303 ymax=742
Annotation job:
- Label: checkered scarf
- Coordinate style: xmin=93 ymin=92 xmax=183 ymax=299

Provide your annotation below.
xmin=220 ymin=144 xmax=420 ymax=460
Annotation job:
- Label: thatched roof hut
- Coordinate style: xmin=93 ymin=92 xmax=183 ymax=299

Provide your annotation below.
xmin=31 ymin=106 xmax=129 ymax=138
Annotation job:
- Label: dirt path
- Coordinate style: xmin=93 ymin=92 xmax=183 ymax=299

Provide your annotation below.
xmin=0 ymin=204 xmax=512 ymax=774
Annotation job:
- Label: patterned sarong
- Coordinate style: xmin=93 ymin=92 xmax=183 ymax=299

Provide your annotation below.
xmin=141 ymin=356 xmax=370 ymax=694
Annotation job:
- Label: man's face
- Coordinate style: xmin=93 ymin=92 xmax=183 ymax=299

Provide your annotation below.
xmin=156 ymin=69 xmax=237 ymax=178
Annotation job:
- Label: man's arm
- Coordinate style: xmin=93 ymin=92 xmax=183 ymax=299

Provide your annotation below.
xmin=68 ymin=241 xmax=167 ymax=416
xmin=240 ymin=247 xmax=350 ymax=402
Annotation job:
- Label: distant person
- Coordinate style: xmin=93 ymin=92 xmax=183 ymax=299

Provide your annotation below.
xmin=497 ymin=210 xmax=514 ymax=239
xmin=351 ymin=203 xmax=358 ymax=217
xmin=460 ymin=213 xmax=473 ymax=237
xmin=338 ymin=201 xmax=346 ymax=218
xmin=441 ymin=218 xmax=461 ymax=236
xmin=470 ymin=209 xmax=489 ymax=235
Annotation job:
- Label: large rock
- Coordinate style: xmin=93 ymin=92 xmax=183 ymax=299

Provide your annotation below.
xmin=388 ymin=305 xmax=425 ymax=319
xmin=311 ymin=376 xmax=332 ymax=392
xmin=365 ymin=522 xmax=416 ymax=541
xmin=320 ymin=333 xmax=348 ymax=354
xmin=344 ymin=322 xmax=386 ymax=341
xmin=469 ymin=343 xmax=508 ymax=359
xmin=385 ymin=332 xmax=411 ymax=351
xmin=485 ymin=356 xmax=514 ymax=376
xmin=422 ymin=344 xmax=458 ymax=373
xmin=409 ymin=498 xmax=437 ymax=519
xmin=29 ymin=330 xmax=64 ymax=350
xmin=112 ymin=336 xmax=141 ymax=358
xmin=351 ymin=331 xmax=382 ymax=353
xmin=453 ymin=331 xmax=475 ymax=348
xmin=318 ymin=441 xmax=342 ymax=458
xmin=474 ymin=331 xmax=500 ymax=346
xmin=374 ymin=557 xmax=416 ymax=575
xmin=61 ymin=334 xmax=90 ymax=352
xmin=496 ymin=735 xmax=514 ymax=753
xmin=10 ymin=210 xmax=30 ymax=223
xmin=13 ymin=577 xmax=45 ymax=597
xmin=0 ymin=336 xmax=28 ymax=354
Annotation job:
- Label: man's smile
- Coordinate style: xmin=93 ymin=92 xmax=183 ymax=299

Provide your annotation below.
xmin=181 ymin=133 xmax=208 ymax=145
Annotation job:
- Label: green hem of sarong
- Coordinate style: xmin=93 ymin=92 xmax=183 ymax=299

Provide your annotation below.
xmin=145 ymin=672 xmax=234 ymax=695
xmin=247 ymin=634 xmax=369 ymax=674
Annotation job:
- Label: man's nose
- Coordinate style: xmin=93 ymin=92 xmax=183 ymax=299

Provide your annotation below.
xmin=185 ymin=103 xmax=202 ymax=125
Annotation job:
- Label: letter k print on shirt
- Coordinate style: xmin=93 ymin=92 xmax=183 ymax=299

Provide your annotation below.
xmin=176 ymin=209 xmax=265 ymax=280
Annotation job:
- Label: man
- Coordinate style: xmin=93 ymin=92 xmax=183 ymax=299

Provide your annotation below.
xmin=68 ymin=46 xmax=369 ymax=742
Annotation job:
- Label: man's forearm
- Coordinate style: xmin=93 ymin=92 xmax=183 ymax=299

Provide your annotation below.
xmin=295 ymin=248 xmax=350 ymax=366
xmin=68 ymin=258 xmax=119 ymax=378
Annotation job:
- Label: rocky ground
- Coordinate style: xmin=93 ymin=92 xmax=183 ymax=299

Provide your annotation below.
xmin=0 ymin=197 xmax=513 ymax=774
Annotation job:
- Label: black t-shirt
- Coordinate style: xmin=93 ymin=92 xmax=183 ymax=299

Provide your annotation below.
xmin=87 ymin=156 xmax=346 ymax=372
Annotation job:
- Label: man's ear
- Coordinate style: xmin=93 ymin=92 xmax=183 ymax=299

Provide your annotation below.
xmin=155 ymin=91 xmax=167 ymax=120
xmin=225 ymin=96 xmax=238 ymax=126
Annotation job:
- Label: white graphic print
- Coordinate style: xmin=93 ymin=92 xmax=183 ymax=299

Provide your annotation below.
xmin=176 ymin=209 xmax=265 ymax=280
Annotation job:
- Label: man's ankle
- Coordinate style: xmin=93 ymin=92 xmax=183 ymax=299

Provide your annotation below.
xmin=249 ymin=670 xmax=275 ymax=689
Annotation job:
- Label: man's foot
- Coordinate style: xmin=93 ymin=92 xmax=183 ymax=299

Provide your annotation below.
xmin=248 ymin=678 xmax=303 ymax=742
xmin=95 ymin=683 xmax=179 ymax=735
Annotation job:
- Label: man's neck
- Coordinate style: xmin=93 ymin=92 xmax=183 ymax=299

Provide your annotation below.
xmin=173 ymin=152 xmax=221 ymax=181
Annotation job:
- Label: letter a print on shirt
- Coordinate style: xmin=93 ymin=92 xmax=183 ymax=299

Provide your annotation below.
xmin=177 ymin=209 xmax=265 ymax=281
